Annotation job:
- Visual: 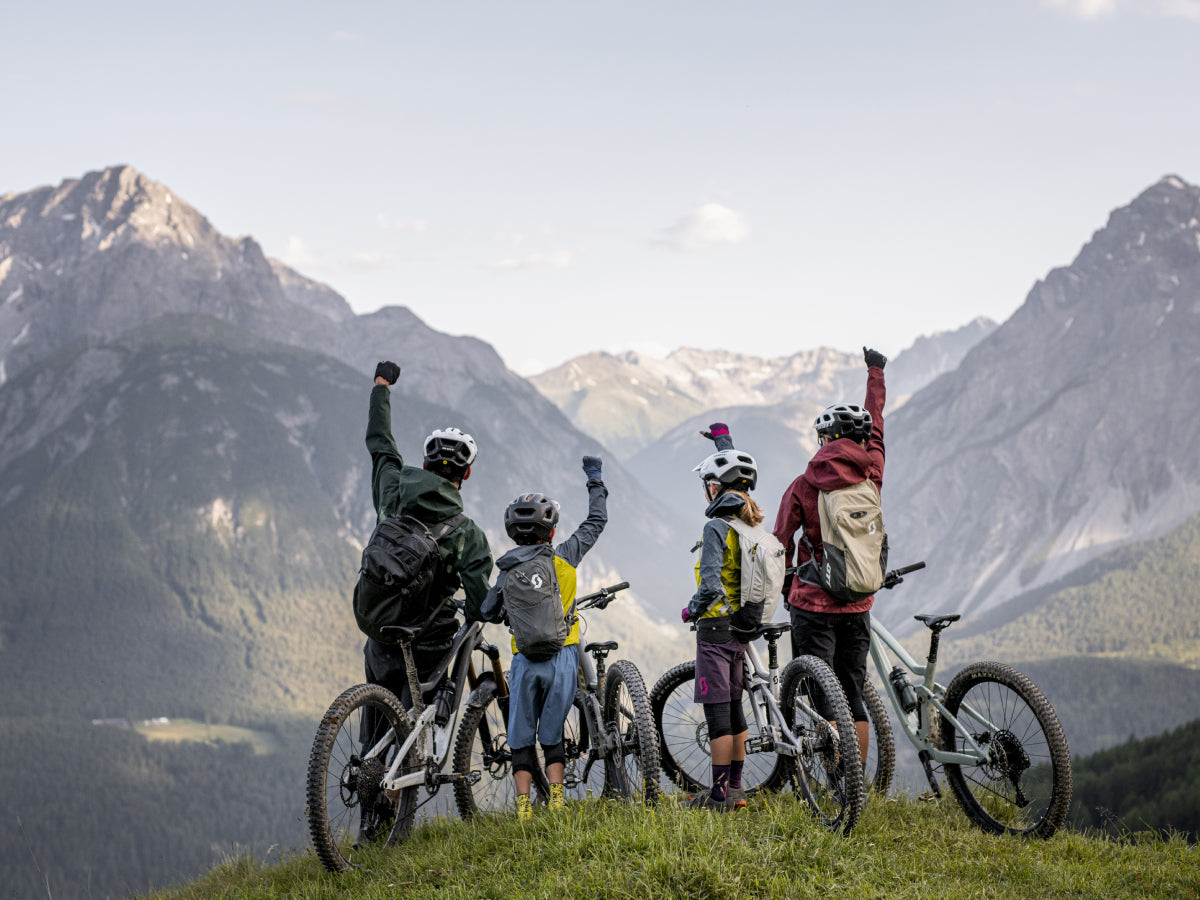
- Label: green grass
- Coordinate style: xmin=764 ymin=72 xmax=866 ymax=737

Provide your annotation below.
xmin=139 ymin=793 xmax=1199 ymax=900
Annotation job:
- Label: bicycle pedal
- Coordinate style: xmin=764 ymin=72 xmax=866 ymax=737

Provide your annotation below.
xmin=434 ymin=771 xmax=481 ymax=786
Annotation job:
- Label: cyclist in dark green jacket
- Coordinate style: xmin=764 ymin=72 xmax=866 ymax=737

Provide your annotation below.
xmin=362 ymin=361 xmax=494 ymax=706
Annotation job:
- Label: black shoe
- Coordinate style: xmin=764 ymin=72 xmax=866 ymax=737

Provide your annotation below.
xmin=685 ymin=790 xmax=747 ymax=812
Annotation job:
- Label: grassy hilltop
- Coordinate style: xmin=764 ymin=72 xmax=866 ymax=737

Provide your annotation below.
xmin=141 ymin=793 xmax=1197 ymax=900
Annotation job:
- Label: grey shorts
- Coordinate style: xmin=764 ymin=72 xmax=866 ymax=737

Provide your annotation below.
xmin=693 ymin=636 xmax=748 ymax=704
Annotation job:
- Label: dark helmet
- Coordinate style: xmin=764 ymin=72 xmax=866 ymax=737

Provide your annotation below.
xmin=693 ymin=450 xmax=758 ymax=493
xmin=504 ymin=492 xmax=561 ymax=543
xmin=813 ymin=404 xmax=873 ymax=442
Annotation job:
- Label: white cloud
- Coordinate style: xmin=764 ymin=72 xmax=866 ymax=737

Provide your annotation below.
xmin=494 ymin=229 xmax=526 ymax=247
xmin=349 ymin=251 xmax=395 ymax=268
xmin=1043 ymin=0 xmax=1117 ymax=18
xmin=332 ymin=30 xmax=367 ymax=42
xmin=281 ymin=236 xmax=319 ymax=268
xmin=1043 ymin=0 xmax=1200 ymax=19
xmin=377 ymin=213 xmax=428 ymax=233
xmin=485 ymin=251 xmax=572 ymax=271
xmin=283 ymin=91 xmax=357 ymax=113
xmin=656 ymin=203 xmax=749 ymax=251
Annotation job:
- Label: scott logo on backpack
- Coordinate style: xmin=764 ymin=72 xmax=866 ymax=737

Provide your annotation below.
xmin=353 ymin=512 xmax=465 ymax=643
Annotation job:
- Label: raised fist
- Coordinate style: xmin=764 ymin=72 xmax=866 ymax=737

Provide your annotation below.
xmin=374 ymin=361 xmax=401 ymax=385
xmin=582 ymin=456 xmax=603 ymax=481
xmin=863 ymin=347 xmax=887 ymax=370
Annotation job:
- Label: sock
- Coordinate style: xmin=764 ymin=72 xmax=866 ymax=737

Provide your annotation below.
xmin=549 ymin=783 xmax=565 ymax=809
xmin=516 ymin=793 xmax=532 ymax=819
xmin=729 ymin=758 xmax=744 ymax=791
xmin=711 ymin=764 xmax=731 ymax=801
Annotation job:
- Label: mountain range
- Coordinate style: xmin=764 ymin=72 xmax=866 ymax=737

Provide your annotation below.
xmin=529 ymin=317 xmax=995 ymax=459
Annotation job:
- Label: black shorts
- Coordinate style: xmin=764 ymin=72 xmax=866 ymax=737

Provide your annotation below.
xmin=788 ymin=607 xmax=871 ymax=722
xmin=694 ymin=635 xmax=748 ymax=704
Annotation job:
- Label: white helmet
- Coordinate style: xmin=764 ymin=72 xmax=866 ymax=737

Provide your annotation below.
xmin=423 ymin=427 xmax=478 ymax=468
xmin=693 ymin=450 xmax=758 ymax=492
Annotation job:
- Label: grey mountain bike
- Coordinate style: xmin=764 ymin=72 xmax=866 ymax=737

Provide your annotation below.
xmin=652 ymin=621 xmax=866 ymax=834
xmin=866 ymin=562 xmax=1074 ymax=838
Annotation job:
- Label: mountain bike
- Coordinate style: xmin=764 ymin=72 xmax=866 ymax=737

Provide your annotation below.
xmin=306 ymin=608 xmax=505 ymax=873
xmin=452 ymin=581 xmax=661 ymax=813
xmin=865 ymin=562 xmax=1074 ymax=838
xmin=651 ymin=620 xmax=866 ymax=834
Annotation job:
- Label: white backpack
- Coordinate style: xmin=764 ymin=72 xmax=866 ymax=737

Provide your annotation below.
xmin=726 ymin=518 xmax=787 ymax=625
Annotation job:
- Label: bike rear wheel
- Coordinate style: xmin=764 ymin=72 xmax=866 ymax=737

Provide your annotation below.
xmin=306 ymin=684 xmax=419 ymax=873
xmin=562 ymin=695 xmax=606 ymax=800
xmin=603 ymin=660 xmax=661 ymax=802
xmin=652 ymin=660 xmax=782 ymax=795
xmin=863 ymin=679 xmax=895 ymax=795
xmin=778 ymin=655 xmax=865 ymax=835
xmin=939 ymin=661 xmax=1072 ymax=838
xmin=452 ymin=677 xmax=549 ymax=818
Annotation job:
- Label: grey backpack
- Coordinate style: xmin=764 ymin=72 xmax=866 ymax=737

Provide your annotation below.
xmin=503 ymin=546 xmax=570 ymax=662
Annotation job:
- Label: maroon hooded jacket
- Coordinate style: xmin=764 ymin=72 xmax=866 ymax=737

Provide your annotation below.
xmin=772 ymin=366 xmax=885 ymax=614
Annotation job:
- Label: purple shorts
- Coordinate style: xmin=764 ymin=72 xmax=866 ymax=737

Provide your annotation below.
xmin=693 ymin=637 xmax=748 ymax=704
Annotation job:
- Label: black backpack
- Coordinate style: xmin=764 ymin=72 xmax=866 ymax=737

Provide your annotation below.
xmin=353 ymin=512 xmax=466 ymax=643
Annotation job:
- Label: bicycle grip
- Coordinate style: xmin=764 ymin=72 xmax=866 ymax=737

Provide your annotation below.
xmin=894 ymin=561 xmax=926 ymax=577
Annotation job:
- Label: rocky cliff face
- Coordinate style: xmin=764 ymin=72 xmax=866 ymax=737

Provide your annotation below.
xmin=883 ymin=175 xmax=1200 ymax=625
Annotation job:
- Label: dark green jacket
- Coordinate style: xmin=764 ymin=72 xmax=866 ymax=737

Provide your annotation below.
xmin=366 ymin=385 xmax=493 ymax=649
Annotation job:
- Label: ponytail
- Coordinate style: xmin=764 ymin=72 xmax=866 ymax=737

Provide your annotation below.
xmin=727 ymin=490 xmax=764 ymax=527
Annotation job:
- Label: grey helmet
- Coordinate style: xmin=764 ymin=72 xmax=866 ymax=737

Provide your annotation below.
xmin=813 ymin=404 xmax=873 ymax=442
xmin=504 ymin=492 xmax=561 ymax=543
xmin=693 ymin=450 xmax=758 ymax=493
xmin=423 ymin=427 xmax=478 ymax=468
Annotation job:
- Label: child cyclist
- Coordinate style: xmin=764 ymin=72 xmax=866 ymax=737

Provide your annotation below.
xmin=681 ymin=423 xmax=765 ymax=811
xmin=481 ymin=456 xmax=608 ymax=819
xmin=773 ymin=347 xmax=887 ymax=766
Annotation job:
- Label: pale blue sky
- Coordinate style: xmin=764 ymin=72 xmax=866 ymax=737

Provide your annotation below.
xmin=3 ymin=1 xmax=1198 ymax=373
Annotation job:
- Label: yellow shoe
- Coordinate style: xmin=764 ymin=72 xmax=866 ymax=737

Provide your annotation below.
xmin=516 ymin=793 xmax=532 ymax=820
xmin=549 ymin=783 xmax=566 ymax=811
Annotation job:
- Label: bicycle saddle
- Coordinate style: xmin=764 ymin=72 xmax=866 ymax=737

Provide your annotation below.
xmin=757 ymin=622 xmax=792 ymax=642
xmin=584 ymin=640 xmax=618 ymax=653
xmin=913 ymin=614 xmax=960 ymax=632
xmin=378 ymin=625 xmax=421 ymax=644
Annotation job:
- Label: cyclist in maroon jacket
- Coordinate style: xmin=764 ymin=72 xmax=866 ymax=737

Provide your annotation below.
xmin=772 ymin=347 xmax=887 ymax=763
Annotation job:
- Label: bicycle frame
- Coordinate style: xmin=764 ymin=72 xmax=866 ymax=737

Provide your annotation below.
xmin=868 ymin=615 xmax=989 ymax=767
xmin=376 ymin=620 xmax=489 ymax=793
xmin=742 ymin=639 xmax=802 ymax=759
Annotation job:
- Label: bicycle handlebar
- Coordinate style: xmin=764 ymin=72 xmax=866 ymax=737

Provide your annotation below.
xmin=576 ymin=581 xmax=630 ymax=610
xmin=883 ymin=561 xmax=926 ymax=589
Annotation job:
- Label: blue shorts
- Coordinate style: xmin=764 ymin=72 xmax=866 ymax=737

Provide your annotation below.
xmin=507 ymin=644 xmax=579 ymax=750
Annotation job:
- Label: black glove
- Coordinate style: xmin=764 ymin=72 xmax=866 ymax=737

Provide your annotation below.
xmin=582 ymin=455 xmax=603 ymax=481
xmin=374 ymin=361 xmax=401 ymax=385
xmin=730 ymin=601 xmax=765 ymax=639
xmin=863 ymin=347 xmax=887 ymax=370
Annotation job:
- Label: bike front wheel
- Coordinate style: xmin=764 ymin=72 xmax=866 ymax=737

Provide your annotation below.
xmin=778 ymin=655 xmax=865 ymax=835
xmin=306 ymin=684 xmax=418 ymax=873
xmin=939 ymin=661 xmax=1072 ymax=838
xmin=452 ymin=676 xmax=549 ymax=818
xmin=652 ymin=660 xmax=782 ymax=795
xmin=603 ymin=660 xmax=661 ymax=802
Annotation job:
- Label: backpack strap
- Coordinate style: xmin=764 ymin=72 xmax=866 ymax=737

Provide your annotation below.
xmin=430 ymin=513 xmax=467 ymax=541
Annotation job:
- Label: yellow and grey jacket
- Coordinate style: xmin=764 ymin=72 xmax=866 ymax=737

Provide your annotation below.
xmin=686 ymin=492 xmax=748 ymax=622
